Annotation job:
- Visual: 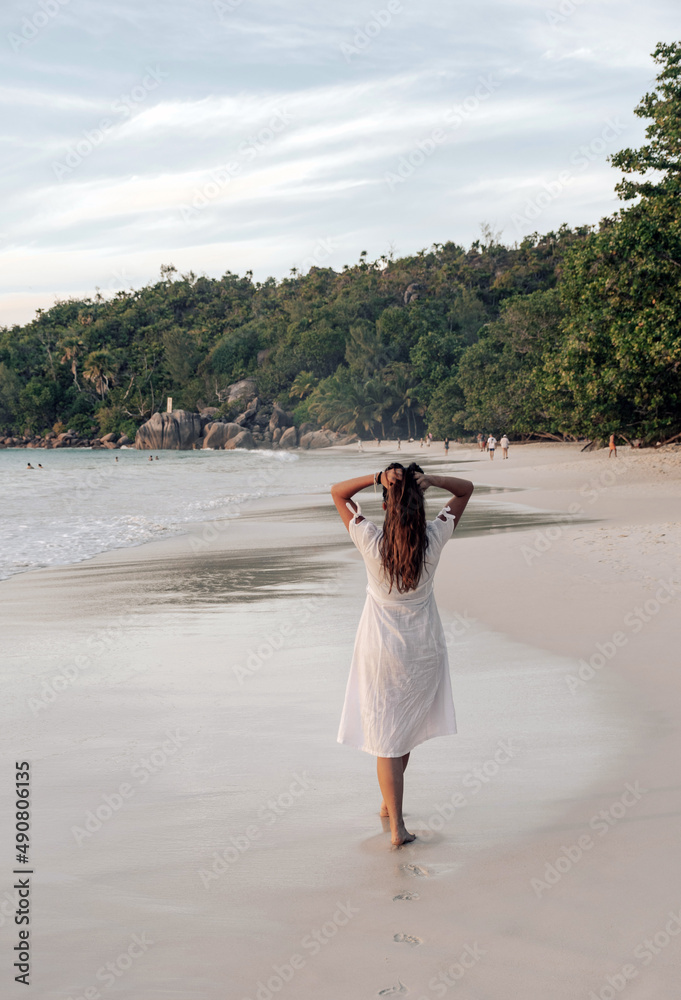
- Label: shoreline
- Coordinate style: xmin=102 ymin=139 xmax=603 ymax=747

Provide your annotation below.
xmin=0 ymin=439 xmax=575 ymax=584
xmin=0 ymin=440 xmax=598 ymax=585
xmin=4 ymin=437 xmax=680 ymax=582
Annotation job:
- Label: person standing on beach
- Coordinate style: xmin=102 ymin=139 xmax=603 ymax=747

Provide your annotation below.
xmin=357 ymin=439 xmax=364 ymax=453
xmin=397 ymin=437 xmax=401 ymax=451
xmin=609 ymin=433 xmax=617 ymax=458
xmin=500 ymin=434 xmax=509 ymax=459
xmin=331 ymin=463 xmax=474 ymax=847
xmin=487 ymin=434 xmax=496 ymax=459
xmin=477 ymin=433 xmax=485 ymax=452
xmin=444 ymin=437 xmax=449 ymax=455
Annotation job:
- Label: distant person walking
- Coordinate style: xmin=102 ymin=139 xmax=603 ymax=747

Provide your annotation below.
xmin=357 ymin=440 xmax=364 ymax=453
xmin=608 ymin=433 xmax=617 ymax=458
xmin=444 ymin=437 xmax=449 ymax=455
xmin=419 ymin=438 xmax=424 ymax=449
xmin=477 ymin=433 xmax=485 ymax=452
xmin=397 ymin=437 xmax=401 ymax=451
xmin=500 ymin=434 xmax=509 ymax=459
xmin=487 ymin=435 xmax=496 ymax=459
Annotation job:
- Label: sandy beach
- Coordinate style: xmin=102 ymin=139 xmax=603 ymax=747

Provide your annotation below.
xmin=2 ymin=440 xmax=680 ymax=998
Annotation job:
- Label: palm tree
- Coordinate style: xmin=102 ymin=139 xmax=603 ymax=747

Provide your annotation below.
xmin=59 ymin=337 xmax=85 ymax=391
xmin=308 ymin=375 xmax=376 ymax=437
xmin=364 ymin=377 xmax=398 ymax=439
xmin=401 ymin=385 xmax=426 ymax=438
xmin=384 ymin=364 xmax=424 ymax=438
xmin=392 ymin=393 xmax=412 ymax=437
xmin=290 ymin=371 xmax=318 ymax=400
xmin=308 ymin=373 xmax=403 ymax=439
xmin=344 ymin=323 xmax=392 ymax=379
xmin=83 ymin=349 xmax=118 ymax=400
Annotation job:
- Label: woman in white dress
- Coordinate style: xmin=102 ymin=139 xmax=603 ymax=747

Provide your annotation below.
xmin=331 ymin=462 xmax=474 ymax=846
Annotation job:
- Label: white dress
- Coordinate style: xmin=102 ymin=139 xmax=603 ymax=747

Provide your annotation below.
xmin=337 ymin=501 xmax=457 ymax=758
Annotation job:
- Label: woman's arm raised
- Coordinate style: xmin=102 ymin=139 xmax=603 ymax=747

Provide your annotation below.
xmin=331 ymin=468 xmax=403 ymax=531
xmin=413 ymin=472 xmax=474 ymax=529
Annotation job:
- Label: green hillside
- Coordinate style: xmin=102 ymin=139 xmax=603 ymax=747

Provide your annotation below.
xmin=1 ymin=42 xmax=679 ymax=446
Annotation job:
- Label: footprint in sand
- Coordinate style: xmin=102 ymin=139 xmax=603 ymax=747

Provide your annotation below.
xmin=394 ymin=932 xmax=422 ymax=947
xmin=393 ymin=890 xmax=420 ymax=901
xmin=401 ymin=863 xmax=428 ymax=878
xmin=378 ymin=981 xmax=407 ymax=996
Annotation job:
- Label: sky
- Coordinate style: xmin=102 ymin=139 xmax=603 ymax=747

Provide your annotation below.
xmin=0 ymin=0 xmax=678 ymax=326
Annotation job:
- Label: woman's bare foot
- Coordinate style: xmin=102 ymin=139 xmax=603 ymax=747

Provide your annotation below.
xmin=380 ymin=801 xmax=414 ymax=844
xmin=391 ymin=824 xmax=416 ymax=847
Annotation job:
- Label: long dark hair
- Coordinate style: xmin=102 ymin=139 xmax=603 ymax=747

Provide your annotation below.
xmin=379 ymin=462 xmax=428 ymax=593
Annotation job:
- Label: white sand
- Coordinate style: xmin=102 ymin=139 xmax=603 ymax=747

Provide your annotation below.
xmin=1 ymin=441 xmax=680 ymax=998
xmin=429 ymin=442 xmax=681 ymax=998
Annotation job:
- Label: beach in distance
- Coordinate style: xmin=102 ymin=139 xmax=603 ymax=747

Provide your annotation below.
xmin=2 ymin=439 xmax=680 ymax=998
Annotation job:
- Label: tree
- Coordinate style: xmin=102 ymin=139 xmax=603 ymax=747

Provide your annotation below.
xmin=384 ymin=363 xmax=424 ymax=438
xmin=0 ymin=362 xmax=22 ymax=430
xmin=289 ymin=371 xmax=318 ymax=399
xmin=345 ymin=321 xmax=393 ymax=378
xmin=553 ymin=42 xmax=681 ymax=443
xmin=307 ymin=372 xmax=376 ymax=435
xmin=364 ymin=377 xmax=397 ymax=438
xmin=457 ymin=289 xmax=566 ymax=436
xmin=82 ymin=349 xmax=118 ymax=400
xmin=610 ymin=41 xmax=681 ymax=203
xmin=59 ymin=336 xmax=85 ymax=391
xmin=163 ymin=327 xmax=201 ymax=385
xmin=307 ymin=370 xmax=400 ymax=438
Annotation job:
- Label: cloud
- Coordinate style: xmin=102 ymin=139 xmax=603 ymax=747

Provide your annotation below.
xmin=0 ymin=0 xmax=677 ymax=325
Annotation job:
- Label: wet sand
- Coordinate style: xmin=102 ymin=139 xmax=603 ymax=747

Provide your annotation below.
xmin=1 ymin=442 xmax=680 ymax=997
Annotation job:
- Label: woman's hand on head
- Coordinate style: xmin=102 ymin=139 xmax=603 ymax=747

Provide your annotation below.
xmin=381 ymin=467 xmax=403 ymax=488
xmin=413 ymin=472 xmax=431 ymax=492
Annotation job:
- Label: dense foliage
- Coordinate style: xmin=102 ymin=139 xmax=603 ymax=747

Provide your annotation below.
xmin=1 ymin=43 xmax=679 ymax=445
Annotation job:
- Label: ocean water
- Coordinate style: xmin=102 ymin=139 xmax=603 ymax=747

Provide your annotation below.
xmin=0 ymin=447 xmax=305 ymax=580
xmin=0 ymin=446 xmax=586 ymax=581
